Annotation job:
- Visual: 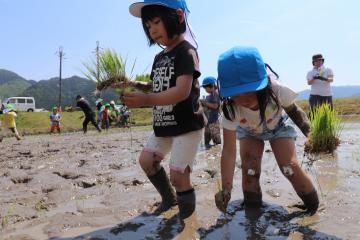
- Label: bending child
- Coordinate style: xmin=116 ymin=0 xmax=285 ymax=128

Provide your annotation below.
xmin=76 ymin=95 xmax=102 ymax=133
xmin=0 ymin=104 xmax=22 ymax=141
xmin=214 ymin=46 xmax=319 ymax=215
xmin=124 ymin=0 xmax=204 ymax=220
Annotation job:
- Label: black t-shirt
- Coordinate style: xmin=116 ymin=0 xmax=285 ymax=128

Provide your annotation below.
xmin=150 ymin=41 xmax=204 ymax=137
xmin=76 ymin=98 xmax=94 ymax=116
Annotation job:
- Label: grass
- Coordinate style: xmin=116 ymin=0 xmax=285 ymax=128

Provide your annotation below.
xmin=296 ymin=97 xmax=360 ymax=116
xmin=1 ymin=97 xmax=360 ymax=137
xmin=0 ymin=108 xmax=153 ymax=136
xmin=304 ymin=103 xmax=342 ymax=154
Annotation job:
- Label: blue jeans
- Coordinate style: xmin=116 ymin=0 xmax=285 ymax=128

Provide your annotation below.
xmin=236 ymin=117 xmax=297 ymax=141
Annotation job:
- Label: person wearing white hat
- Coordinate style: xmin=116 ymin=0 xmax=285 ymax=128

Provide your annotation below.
xmin=122 ymin=0 xmax=204 ymax=220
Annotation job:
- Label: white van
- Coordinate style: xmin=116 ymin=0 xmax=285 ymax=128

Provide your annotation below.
xmin=3 ymin=97 xmax=36 ymax=112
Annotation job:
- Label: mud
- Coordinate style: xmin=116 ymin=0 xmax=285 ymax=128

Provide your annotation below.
xmin=1 ymin=123 xmax=360 ymax=239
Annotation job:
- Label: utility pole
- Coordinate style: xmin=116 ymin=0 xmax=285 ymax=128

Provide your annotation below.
xmin=96 ymin=41 xmax=100 ymax=82
xmin=93 ymin=41 xmax=102 ymax=97
xmin=56 ymin=46 xmax=65 ymax=111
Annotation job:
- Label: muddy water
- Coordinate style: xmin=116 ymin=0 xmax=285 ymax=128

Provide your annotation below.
xmin=0 ymin=123 xmax=359 ymax=240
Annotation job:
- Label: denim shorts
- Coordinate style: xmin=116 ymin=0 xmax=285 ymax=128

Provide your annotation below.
xmin=236 ymin=117 xmax=297 ymax=141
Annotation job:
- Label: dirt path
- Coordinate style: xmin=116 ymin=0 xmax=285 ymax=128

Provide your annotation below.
xmin=1 ymin=124 xmax=359 ymax=239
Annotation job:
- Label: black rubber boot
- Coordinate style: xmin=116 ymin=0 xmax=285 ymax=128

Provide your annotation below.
xmin=148 ymin=167 xmax=177 ymax=214
xmin=243 ymin=191 xmax=262 ymax=208
xmin=177 ymin=188 xmax=196 ymax=220
xmin=299 ymin=190 xmax=319 ymax=215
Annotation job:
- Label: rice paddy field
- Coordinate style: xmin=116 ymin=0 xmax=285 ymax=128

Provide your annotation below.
xmin=0 ymin=117 xmax=360 ymax=239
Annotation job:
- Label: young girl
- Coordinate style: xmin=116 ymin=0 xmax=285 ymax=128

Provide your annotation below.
xmin=50 ymin=107 xmax=61 ymax=134
xmin=124 ymin=0 xmax=204 ymax=220
xmin=214 ymin=46 xmax=319 ymax=215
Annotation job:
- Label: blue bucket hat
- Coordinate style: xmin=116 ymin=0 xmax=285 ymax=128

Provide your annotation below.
xmin=217 ymin=46 xmax=268 ymax=98
xmin=201 ymin=76 xmax=216 ymax=87
xmin=129 ymin=0 xmax=190 ymax=18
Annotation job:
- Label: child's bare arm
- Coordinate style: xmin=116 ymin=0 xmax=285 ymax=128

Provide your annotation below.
xmin=215 ymin=128 xmax=236 ymax=212
xmin=221 ymin=128 xmax=237 ymax=191
xmin=283 ymin=103 xmax=310 ymax=137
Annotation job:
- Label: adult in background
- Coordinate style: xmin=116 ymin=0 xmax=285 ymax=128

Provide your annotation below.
xmin=76 ymin=95 xmax=101 ymax=133
xmin=306 ymin=54 xmax=334 ymax=110
xmin=200 ymin=76 xmax=221 ymax=149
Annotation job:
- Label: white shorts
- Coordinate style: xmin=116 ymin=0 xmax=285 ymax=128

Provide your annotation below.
xmin=144 ymin=129 xmax=203 ymax=173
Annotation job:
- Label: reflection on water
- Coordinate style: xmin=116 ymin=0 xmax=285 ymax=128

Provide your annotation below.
xmin=54 ymin=201 xmax=342 ymax=240
xmin=198 ymin=200 xmax=341 ymax=240
xmin=53 ymin=210 xmax=203 ymax=240
xmin=306 ymin=122 xmax=360 ymax=195
xmin=304 ymin=153 xmax=340 ymax=196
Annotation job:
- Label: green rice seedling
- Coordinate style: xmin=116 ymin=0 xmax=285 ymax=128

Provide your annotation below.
xmin=83 ymin=48 xmax=135 ymax=95
xmin=35 ymin=199 xmax=49 ymax=212
xmin=1 ymin=203 xmax=15 ymax=229
xmin=83 ymin=49 xmax=152 ymax=97
xmin=305 ymin=103 xmax=343 ymax=154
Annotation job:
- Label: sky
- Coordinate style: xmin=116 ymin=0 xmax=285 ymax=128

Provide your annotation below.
xmin=1 ymin=0 xmax=360 ymax=93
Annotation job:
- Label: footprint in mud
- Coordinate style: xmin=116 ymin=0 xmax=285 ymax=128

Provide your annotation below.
xmin=78 ymin=159 xmax=87 ymax=167
xmin=19 ymin=165 xmax=32 ymax=170
xmin=10 ymin=170 xmax=33 ymax=184
xmin=120 ymin=179 xmax=145 ymax=187
xmin=204 ymin=169 xmax=218 ymax=178
xmin=45 ymin=148 xmax=61 ymax=153
xmin=108 ymin=163 xmax=123 ymax=170
xmin=11 ymin=175 xmax=33 ymax=184
xmin=53 ymin=171 xmax=85 ymax=180
xmin=76 ymin=179 xmax=97 ymax=188
xmin=18 ymin=150 xmax=33 ymax=158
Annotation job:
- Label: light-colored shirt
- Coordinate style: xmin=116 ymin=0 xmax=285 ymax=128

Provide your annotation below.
xmin=2 ymin=111 xmax=17 ymax=128
xmin=306 ymin=65 xmax=334 ymax=96
xmin=222 ymin=80 xmax=297 ymax=134
xmin=50 ymin=113 xmax=61 ymax=125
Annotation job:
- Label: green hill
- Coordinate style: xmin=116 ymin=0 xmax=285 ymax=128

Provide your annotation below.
xmin=0 ymin=69 xmax=33 ymax=99
xmin=0 ymin=69 xmax=27 ymax=84
xmin=0 ymin=69 xmax=121 ymax=110
xmin=21 ymin=75 xmax=119 ymax=110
